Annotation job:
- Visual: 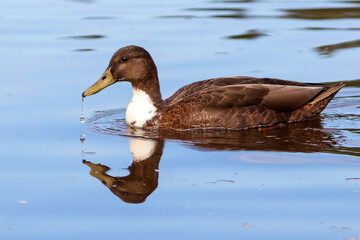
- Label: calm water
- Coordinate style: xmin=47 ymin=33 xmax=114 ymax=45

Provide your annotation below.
xmin=1 ymin=0 xmax=360 ymax=239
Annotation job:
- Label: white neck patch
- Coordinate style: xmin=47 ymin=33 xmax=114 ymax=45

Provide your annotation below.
xmin=129 ymin=138 xmax=156 ymax=162
xmin=126 ymin=88 xmax=157 ymax=128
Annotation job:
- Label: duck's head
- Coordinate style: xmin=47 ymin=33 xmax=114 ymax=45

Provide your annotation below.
xmin=82 ymin=45 xmax=159 ymax=98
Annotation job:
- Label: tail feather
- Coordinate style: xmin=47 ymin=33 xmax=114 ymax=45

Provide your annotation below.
xmin=310 ymin=82 xmax=344 ymax=106
xmin=289 ymin=82 xmax=344 ymax=121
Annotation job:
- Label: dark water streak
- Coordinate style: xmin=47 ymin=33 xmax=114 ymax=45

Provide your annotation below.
xmin=315 ymin=39 xmax=360 ymax=56
xmin=227 ymin=29 xmax=268 ymax=40
xmin=282 ymin=7 xmax=360 ymax=20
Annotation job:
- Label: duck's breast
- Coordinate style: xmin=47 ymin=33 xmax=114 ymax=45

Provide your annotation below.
xmin=126 ymin=89 xmax=157 ymax=128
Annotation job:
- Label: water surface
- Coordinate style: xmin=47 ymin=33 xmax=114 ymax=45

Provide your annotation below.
xmin=1 ymin=0 xmax=360 ymax=239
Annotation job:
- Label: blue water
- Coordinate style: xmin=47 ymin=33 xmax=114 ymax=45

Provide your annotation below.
xmin=1 ymin=0 xmax=360 ymax=239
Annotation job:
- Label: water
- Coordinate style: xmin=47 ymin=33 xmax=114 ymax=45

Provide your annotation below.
xmin=80 ymin=98 xmax=85 ymax=123
xmin=1 ymin=0 xmax=360 ymax=239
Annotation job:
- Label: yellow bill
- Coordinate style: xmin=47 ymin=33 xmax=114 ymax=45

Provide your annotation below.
xmin=82 ymin=67 xmax=115 ymax=98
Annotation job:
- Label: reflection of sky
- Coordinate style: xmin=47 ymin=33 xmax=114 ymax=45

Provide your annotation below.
xmin=0 ymin=0 xmax=360 ymax=239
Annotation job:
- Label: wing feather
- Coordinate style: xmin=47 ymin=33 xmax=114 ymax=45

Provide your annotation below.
xmin=262 ymin=85 xmax=323 ymax=111
xmin=164 ymin=77 xmax=326 ymax=112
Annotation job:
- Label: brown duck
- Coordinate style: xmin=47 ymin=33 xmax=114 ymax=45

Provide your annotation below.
xmin=82 ymin=45 xmax=343 ymax=130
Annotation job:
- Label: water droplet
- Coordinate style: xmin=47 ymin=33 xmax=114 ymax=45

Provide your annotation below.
xmin=80 ymin=134 xmax=86 ymax=143
xmin=80 ymin=97 xmax=85 ymax=123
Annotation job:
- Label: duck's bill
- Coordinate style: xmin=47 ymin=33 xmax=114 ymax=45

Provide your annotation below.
xmin=82 ymin=67 xmax=115 ymax=98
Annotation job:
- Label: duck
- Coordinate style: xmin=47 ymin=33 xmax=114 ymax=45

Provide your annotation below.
xmin=82 ymin=45 xmax=344 ymax=130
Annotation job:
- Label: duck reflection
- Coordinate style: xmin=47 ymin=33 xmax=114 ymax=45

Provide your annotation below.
xmin=83 ymin=138 xmax=164 ymax=204
xmin=83 ymin=117 xmax=355 ymax=204
xmin=129 ymin=118 xmax=337 ymax=152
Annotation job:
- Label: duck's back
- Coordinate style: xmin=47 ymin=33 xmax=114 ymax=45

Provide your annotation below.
xmin=155 ymin=77 xmax=342 ymax=130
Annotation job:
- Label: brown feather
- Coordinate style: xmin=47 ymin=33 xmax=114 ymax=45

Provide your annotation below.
xmin=153 ymin=77 xmax=342 ymax=130
xmin=262 ymin=84 xmax=324 ymax=111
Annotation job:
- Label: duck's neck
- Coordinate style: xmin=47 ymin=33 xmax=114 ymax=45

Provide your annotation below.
xmin=131 ymin=75 xmax=163 ymax=109
xmin=126 ymin=77 xmax=163 ymax=128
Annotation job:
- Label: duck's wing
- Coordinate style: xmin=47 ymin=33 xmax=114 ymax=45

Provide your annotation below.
xmin=164 ymin=77 xmax=253 ymax=105
xmin=165 ymin=77 xmax=327 ymax=112
xmin=258 ymin=84 xmax=325 ymax=111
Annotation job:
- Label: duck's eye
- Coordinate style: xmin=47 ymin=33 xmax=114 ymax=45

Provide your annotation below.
xmin=121 ymin=57 xmax=128 ymax=62
xmin=101 ymin=76 xmax=106 ymax=80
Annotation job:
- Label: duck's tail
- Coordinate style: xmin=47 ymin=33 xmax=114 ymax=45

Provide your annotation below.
xmin=311 ymin=82 xmax=344 ymax=106
xmin=290 ymin=82 xmax=344 ymax=121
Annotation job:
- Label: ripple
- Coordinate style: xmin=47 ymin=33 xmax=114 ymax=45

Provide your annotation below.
xmin=82 ymin=16 xmax=116 ymax=20
xmin=185 ymin=7 xmax=248 ymax=18
xmin=158 ymin=15 xmax=197 ymax=19
xmin=84 ymin=108 xmax=360 ymax=156
xmin=226 ymin=29 xmax=268 ymax=40
xmin=61 ymin=35 xmax=106 ymax=40
xmin=303 ymin=27 xmax=360 ymax=31
xmin=323 ymin=79 xmax=360 ymax=87
xmin=72 ymin=48 xmax=95 ymax=52
xmin=282 ymin=7 xmax=360 ymax=20
xmin=186 ymin=7 xmax=246 ymax=12
xmin=315 ymin=39 xmax=360 ymax=56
